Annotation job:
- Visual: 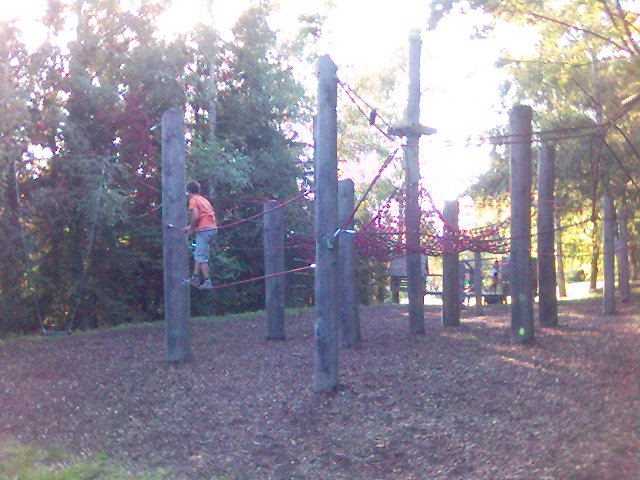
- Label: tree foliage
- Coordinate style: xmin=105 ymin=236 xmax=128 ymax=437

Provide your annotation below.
xmin=434 ymin=0 xmax=640 ymax=281
xmin=0 ymin=0 xmax=314 ymax=334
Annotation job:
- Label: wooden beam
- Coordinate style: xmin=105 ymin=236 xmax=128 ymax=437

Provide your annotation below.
xmin=388 ymin=125 xmax=437 ymax=137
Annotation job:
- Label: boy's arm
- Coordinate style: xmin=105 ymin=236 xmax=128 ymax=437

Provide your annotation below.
xmin=183 ymin=207 xmax=200 ymax=234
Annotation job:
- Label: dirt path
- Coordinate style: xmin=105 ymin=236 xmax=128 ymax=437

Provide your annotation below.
xmin=1 ymin=296 xmax=638 ymax=479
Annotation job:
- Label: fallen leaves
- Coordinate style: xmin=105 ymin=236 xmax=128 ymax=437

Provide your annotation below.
xmin=0 ymin=298 xmax=638 ymax=479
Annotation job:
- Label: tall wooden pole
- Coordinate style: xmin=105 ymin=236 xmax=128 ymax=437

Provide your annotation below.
xmin=389 ymin=31 xmax=436 ymax=333
xmin=405 ymin=30 xmax=425 ymax=334
xmin=537 ymin=145 xmax=558 ymax=327
xmin=313 ymin=55 xmax=339 ymax=392
xmin=474 ymin=251 xmax=484 ymax=316
xmin=161 ymin=108 xmax=191 ymax=362
xmin=338 ymin=179 xmax=361 ymax=348
xmin=442 ymin=200 xmax=460 ymax=327
xmin=509 ymin=105 xmax=534 ymax=344
xmin=617 ymin=208 xmax=630 ymax=303
xmin=602 ymin=193 xmax=616 ymax=314
xmin=264 ymin=200 xmax=285 ymax=340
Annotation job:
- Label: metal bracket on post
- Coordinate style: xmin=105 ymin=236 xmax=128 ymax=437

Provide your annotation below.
xmin=324 ymin=228 xmax=342 ymax=250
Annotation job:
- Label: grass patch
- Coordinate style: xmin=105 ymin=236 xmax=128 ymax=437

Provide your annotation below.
xmin=0 ymin=442 xmax=170 ymax=480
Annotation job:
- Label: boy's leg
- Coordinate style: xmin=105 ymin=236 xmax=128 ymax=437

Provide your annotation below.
xmin=194 ymin=229 xmax=215 ymax=289
xmin=200 ymin=262 xmax=210 ymax=279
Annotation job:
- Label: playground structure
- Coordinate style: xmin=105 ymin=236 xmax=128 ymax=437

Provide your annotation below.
xmin=156 ymin=33 xmax=630 ymax=392
xmin=6 ymin=29 xmax=627 ymax=395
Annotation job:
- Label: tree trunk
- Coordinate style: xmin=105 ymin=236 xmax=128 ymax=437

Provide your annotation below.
xmin=617 ymin=208 xmax=630 ymax=303
xmin=555 ymin=218 xmax=567 ymax=298
xmin=590 ymin=233 xmax=600 ymax=292
xmin=602 ymin=193 xmax=616 ymax=314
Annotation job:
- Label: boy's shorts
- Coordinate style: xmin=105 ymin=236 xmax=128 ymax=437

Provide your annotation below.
xmin=194 ymin=228 xmax=216 ymax=263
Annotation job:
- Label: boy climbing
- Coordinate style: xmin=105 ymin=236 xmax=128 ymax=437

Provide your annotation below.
xmin=182 ymin=180 xmax=217 ymax=290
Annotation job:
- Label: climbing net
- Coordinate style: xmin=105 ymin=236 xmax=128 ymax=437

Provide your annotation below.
xmin=289 ymin=186 xmax=509 ymax=264
xmin=288 ymin=76 xmax=510 ymax=264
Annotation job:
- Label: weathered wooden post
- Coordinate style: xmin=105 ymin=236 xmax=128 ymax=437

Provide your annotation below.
xmin=404 ymin=30 xmax=424 ymax=335
xmin=602 ymin=193 xmax=616 ymax=314
xmin=509 ymin=105 xmax=534 ymax=344
xmin=264 ymin=199 xmax=285 ymax=340
xmin=474 ymin=251 xmax=484 ymax=315
xmin=537 ymin=145 xmax=558 ymax=327
xmin=389 ymin=31 xmax=436 ymax=335
xmin=442 ymin=199 xmax=460 ymax=327
xmin=161 ymin=108 xmax=191 ymax=361
xmin=338 ymin=179 xmax=361 ymax=348
xmin=617 ymin=208 xmax=630 ymax=303
xmin=313 ymin=55 xmax=340 ymax=392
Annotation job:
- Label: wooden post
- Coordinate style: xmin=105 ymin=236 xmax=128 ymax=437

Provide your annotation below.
xmin=617 ymin=208 xmax=630 ymax=303
xmin=474 ymin=251 xmax=484 ymax=315
xmin=387 ymin=31 xmax=435 ymax=334
xmin=442 ymin=200 xmax=460 ymax=327
xmin=509 ymin=105 xmax=534 ymax=344
xmin=537 ymin=145 xmax=558 ymax=327
xmin=404 ymin=30 xmax=425 ymax=334
xmin=264 ymin=200 xmax=285 ymax=340
xmin=602 ymin=193 xmax=616 ymax=314
xmin=161 ymin=108 xmax=191 ymax=362
xmin=338 ymin=179 xmax=361 ymax=348
xmin=313 ymin=55 xmax=339 ymax=392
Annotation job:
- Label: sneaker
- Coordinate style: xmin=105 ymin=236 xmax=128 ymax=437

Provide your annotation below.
xmin=181 ymin=276 xmax=201 ymax=287
xmin=198 ymin=278 xmax=213 ymax=290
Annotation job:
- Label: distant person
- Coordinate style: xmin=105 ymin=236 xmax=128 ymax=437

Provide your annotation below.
xmin=182 ymin=180 xmax=217 ymax=290
xmin=465 ymin=262 xmax=474 ymax=306
xmin=491 ymin=259 xmax=500 ymax=293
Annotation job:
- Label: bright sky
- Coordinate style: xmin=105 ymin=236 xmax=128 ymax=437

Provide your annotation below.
xmin=4 ymin=0 xmax=528 ymax=223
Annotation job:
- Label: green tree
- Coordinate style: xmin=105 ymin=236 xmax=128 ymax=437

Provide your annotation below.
xmin=185 ymin=3 xmax=312 ymax=315
xmin=432 ymin=0 xmax=640 ymax=286
xmin=0 ymin=22 xmax=39 ymax=332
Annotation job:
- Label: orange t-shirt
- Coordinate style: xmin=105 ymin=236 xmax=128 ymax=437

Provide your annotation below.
xmin=188 ymin=194 xmax=217 ymax=230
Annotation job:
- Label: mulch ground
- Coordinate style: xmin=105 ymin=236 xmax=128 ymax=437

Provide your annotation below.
xmin=1 ymin=295 xmax=638 ymax=480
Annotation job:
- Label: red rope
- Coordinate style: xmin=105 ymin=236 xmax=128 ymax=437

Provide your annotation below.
xmin=217 ymin=191 xmax=308 ymax=231
xmin=206 ymin=265 xmax=314 ymax=291
xmin=340 ymin=148 xmax=400 ymax=232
